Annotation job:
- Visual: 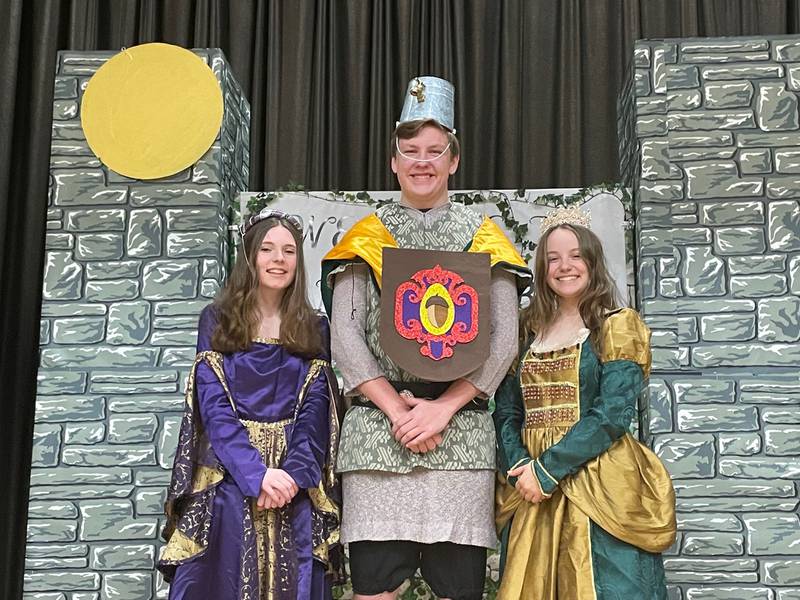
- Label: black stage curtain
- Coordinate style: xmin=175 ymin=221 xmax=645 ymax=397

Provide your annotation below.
xmin=2 ymin=1 xmax=799 ymax=597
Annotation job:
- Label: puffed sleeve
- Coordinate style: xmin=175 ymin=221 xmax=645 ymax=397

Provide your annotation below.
xmin=282 ymin=316 xmax=333 ymax=489
xmin=493 ymin=369 xmax=532 ymax=487
xmin=196 ymin=304 xmax=217 ymax=352
xmin=533 ymin=309 xmax=651 ymax=495
xmin=196 ymin=363 xmax=267 ymax=498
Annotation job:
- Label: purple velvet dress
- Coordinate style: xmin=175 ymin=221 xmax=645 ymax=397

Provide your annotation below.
xmin=159 ymin=306 xmax=342 ymax=600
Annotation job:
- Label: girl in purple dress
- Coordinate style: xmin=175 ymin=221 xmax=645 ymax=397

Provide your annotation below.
xmin=158 ymin=209 xmax=343 ymax=600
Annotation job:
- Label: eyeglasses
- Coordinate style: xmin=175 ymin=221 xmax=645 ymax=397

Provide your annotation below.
xmin=238 ymin=208 xmax=303 ymax=239
xmin=394 ymin=138 xmax=452 ymax=163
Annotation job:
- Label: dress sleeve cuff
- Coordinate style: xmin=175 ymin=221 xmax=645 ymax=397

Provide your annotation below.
xmin=534 ymin=458 xmax=559 ymax=496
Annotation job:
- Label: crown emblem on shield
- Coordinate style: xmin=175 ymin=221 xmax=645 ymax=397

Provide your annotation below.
xmin=393 ymin=264 xmax=479 ymax=361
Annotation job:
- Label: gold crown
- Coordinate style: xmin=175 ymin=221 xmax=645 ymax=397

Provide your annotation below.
xmin=540 ymin=205 xmax=591 ymax=234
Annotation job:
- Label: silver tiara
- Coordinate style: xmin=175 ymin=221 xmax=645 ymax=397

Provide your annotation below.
xmin=238 ymin=208 xmax=303 ymax=239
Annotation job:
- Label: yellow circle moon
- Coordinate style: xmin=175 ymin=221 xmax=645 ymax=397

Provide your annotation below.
xmin=81 ymin=43 xmax=223 ymax=180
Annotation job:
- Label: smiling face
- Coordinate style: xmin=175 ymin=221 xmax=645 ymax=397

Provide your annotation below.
xmin=254 ymin=224 xmax=297 ymax=292
xmin=391 ymin=124 xmax=459 ymax=209
xmin=544 ymin=226 xmax=589 ymax=304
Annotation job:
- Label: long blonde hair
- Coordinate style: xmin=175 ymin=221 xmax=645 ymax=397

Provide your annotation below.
xmin=520 ymin=224 xmax=620 ymax=352
xmin=211 ymin=217 xmax=322 ymax=357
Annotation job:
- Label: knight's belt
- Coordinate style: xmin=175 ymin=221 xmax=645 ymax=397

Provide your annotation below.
xmin=352 ymin=380 xmax=489 ymax=412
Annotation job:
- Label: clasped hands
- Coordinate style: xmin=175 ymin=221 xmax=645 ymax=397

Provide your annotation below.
xmin=256 ymin=468 xmax=298 ymax=511
xmin=507 ymin=461 xmax=547 ymax=504
xmin=389 ymin=392 xmax=453 ymax=454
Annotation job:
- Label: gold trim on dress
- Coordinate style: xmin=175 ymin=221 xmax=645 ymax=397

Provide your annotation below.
xmin=160 ymin=528 xmax=203 ymax=562
xmin=253 ymin=337 xmax=281 ymax=345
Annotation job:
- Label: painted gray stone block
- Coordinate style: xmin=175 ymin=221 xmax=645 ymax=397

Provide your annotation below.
xmin=763 ymin=560 xmax=800 ymax=585
xmin=85 ymin=279 xmax=141 ymax=302
xmin=42 ymin=303 xmax=106 ymax=317
xmin=653 ymin=348 xmax=681 ymax=370
xmin=52 ymin=317 xmax=106 ymax=344
xmin=649 ymin=379 xmax=673 ymax=433
xmin=153 ymin=316 xmax=197 ymax=330
xmin=76 ymin=234 xmax=124 ymax=261
xmin=86 ymin=261 xmax=140 ymax=280
xmin=90 ymin=544 xmax=155 ymax=570
xmin=34 ymin=396 xmax=104 ymax=423
xmin=66 ymin=210 xmax=125 ymax=232
xmin=682 ymin=247 xmax=725 ymax=296
xmin=45 ymin=233 xmax=74 ymax=250
xmin=719 ymin=433 xmax=761 ymax=456
xmin=720 ymin=457 xmax=800 ymax=478
xmin=107 ymin=415 xmax=158 ymax=443
xmin=731 ymin=274 xmax=788 ymax=298
xmin=160 ymin=347 xmax=196 ymax=366
xmin=678 ymin=317 xmax=699 ymax=343
xmin=134 ymin=468 xmax=170 ymax=486
xmin=775 ymin=149 xmax=800 ymax=173
xmin=26 ymin=557 xmax=87 ymax=570
xmin=154 ymin=300 xmax=208 ymax=316
xmin=676 ymin=515 xmax=743 ymax=533
xmin=653 ymin=299 xmax=755 ymax=314
xmin=637 ymin=115 xmax=667 ymax=137
xmin=23 ymin=572 xmax=100 ymax=592
xmin=675 ymin=479 xmax=794 ymax=499
xmin=677 ymin=406 xmax=758 ymax=432
xmin=166 ymin=231 xmax=218 ymax=258
xmin=683 ymin=40 xmax=768 ymax=53
xmin=739 ymin=131 xmax=800 ymax=147
xmin=53 ymin=172 xmax=127 ymax=207
xmin=700 ymin=314 xmax=755 ymax=341
xmin=757 ymin=83 xmax=800 ymax=130
xmin=739 ymin=375 xmax=800 ymax=404
xmin=107 ymin=396 xmax=184 ymax=413
xmin=738 ymin=149 xmax=773 ymax=175
xmin=693 ymin=343 xmax=800 ymax=367
xmin=32 ymin=424 xmax=61 ymax=467
xmin=714 ymin=227 xmax=766 ymax=255
xmin=42 ymin=252 xmax=82 ymax=300
xmin=669 ymin=111 xmax=756 ymax=132
xmin=791 ymin=65 xmax=800 ymax=91
xmin=106 ymin=301 xmax=150 ymax=345
xmin=702 ymin=64 xmax=784 ymax=80
xmin=767 ymin=176 xmax=800 ymax=198
xmin=653 ymin=434 xmax=715 ymax=478
xmin=53 ymin=100 xmax=78 ymax=120
xmin=685 ymin=162 xmax=763 ymax=199
xmin=704 ymin=82 xmax=754 ymax=108
xmin=37 ymin=371 xmax=87 ymax=395
xmin=201 ymin=258 xmax=221 ymax=279
xmin=50 ymin=142 xmax=94 ymax=157
xmin=200 ymin=278 xmax=220 ymax=297
xmin=674 ymin=228 xmax=713 ymax=245
xmin=778 ymin=589 xmax=800 ymax=600
xmin=192 ymin=147 xmax=222 ymax=185
xmin=29 ymin=486 xmax=134 ymax=501
xmin=744 ymin=513 xmax=800 ymax=555
xmin=775 ymin=41 xmax=800 ymax=61
xmin=141 ymin=260 xmax=199 ymax=300
xmin=660 ymin=254 xmax=680 ymax=278
xmin=635 ymin=70 xmax=650 ymax=96
xmin=640 ymin=181 xmax=684 ymax=203
xmin=673 ymin=379 xmax=736 ymax=404
xmin=134 ymin=488 xmax=166 ymax=515
xmin=682 ymin=533 xmax=744 ymax=556
xmin=62 ymin=446 xmax=156 ymax=467
xmin=768 ymin=200 xmax=800 ymax=251
xmin=26 ymin=544 xmax=88 ymax=559
xmin=157 ymin=415 xmax=182 ymax=468
xmin=728 ymin=254 xmax=786 ymax=275
xmin=667 ymin=65 xmax=700 ymax=88
xmin=660 ymin=278 xmax=683 ymax=298
xmin=27 ymin=501 xmax=78 ymax=520
xmin=39 ymin=320 xmax=50 ymax=344
xmin=764 ymin=425 xmax=800 ymax=455
xmin=102 ymin=572 xmax=152 ymax=600
xmin=54 ymin=76 xmax=78 ymax=99
xmin=671 ymin=132 xmax=734 ymax=147
xmin=30 ymin=467 xmax=131 ymax=486
xmin=130 ymin=185 xmax=222 ymax=207
xmin=758 ymin=296 xmax=800 ymax=341
xmin=26 ymin=521 xmax=77 ymax=543
xmin=642 ymin=139 xmax=681 ymax=179
xmin=150 ymin=330 xmax=197 ymax=346
xmin=667 ymin=90 xmax=703 ymax=111
xmin=64 ymin=424 xmax=105 ymax=445
xmin=40 ymin=347 xmax=159 ymax=368
xmin=51 ymin=122 xmax=85 ymax=141
xmin=792 ymin=255 xmax=800 ymax=294
xmin=653 ymin=330 xmax=679 ymax=347
xmin=665 ymin=571 xmax=757 ymax=584
xmin=165 ymin=208 xmax=219 ymax=231
xmin=637 ymin=96 xmax=666 ymax=116
xmin=700 ymin=201 xmax=763 ymax=225
xmin=127 ymin=209 xmax=162 ymax=258
xmin=78 ymin=501 xmax=158 ymax=541
xmin=685 ymin=588 xmax=772 ymax=600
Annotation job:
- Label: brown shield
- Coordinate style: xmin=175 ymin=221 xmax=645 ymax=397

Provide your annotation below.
xmin=380 ymin=247 xmax=491 ymax=382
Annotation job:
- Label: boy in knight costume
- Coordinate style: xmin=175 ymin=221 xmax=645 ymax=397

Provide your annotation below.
xmin=321 ymin=77 xmax=530 ymax=600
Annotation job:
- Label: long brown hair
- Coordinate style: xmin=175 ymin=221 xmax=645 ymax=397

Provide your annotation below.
xmin=211 ymin=217 xmax=323 ymax=357
xmin=520 ymin=224 xmax=621 ymax=352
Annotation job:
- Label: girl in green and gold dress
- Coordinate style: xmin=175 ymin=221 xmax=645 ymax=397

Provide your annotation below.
xmin=493 ymin=207 xmax=676 ymax=600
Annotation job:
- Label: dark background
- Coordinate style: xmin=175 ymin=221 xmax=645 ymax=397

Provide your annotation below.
xmin=2 ymin=1 xmax=799 ymax=596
